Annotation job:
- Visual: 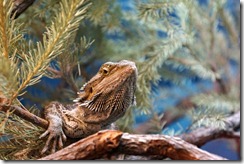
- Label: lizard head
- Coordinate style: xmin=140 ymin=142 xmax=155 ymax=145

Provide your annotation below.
xmin=74 ymin=60 xmax=137 ymax=113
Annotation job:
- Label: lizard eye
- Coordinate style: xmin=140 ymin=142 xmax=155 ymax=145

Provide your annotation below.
xmin=102 ymin=67 xmax=109 ymax=75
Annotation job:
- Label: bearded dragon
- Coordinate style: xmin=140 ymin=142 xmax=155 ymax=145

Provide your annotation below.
xmin=39 ymin=60 xmax=137 ymax=154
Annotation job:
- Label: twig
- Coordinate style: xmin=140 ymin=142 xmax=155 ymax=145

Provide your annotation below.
xmin=218 ymin=7 xmax=239 ymax=45
xmin=1 ymin=104 xmax=48 ymax=129
xmin=46 ymin=66 xmax=79 ymax=93
xmin=11 ymin=0 xmax=36 ymax=19
xmin=38 ymin=130 xmax=227 ymax=160
xmin=62 ymin=72 xmax=79 ymax=93
xmin=46 ymin=67 xmax=62 ymax=78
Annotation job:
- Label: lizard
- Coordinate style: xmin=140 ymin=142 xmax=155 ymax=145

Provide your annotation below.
xmin=39 ymin=60 xmax=138 ymax=154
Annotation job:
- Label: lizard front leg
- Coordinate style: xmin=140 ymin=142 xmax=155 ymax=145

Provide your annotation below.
xmin=39 ymin=102 xmax=67 ymax=154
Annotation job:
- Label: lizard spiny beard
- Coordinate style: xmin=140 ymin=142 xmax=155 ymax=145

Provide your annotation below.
xmin=79 ymin=60 xmax=137 ymax=124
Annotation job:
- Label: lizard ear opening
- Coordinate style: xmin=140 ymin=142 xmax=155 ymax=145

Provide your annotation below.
xmin=89 ymin=87 xmax=93 ymax=93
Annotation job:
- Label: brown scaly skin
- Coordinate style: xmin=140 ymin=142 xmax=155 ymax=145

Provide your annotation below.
xmin=39 ymin=60 xmax=138 ymax=154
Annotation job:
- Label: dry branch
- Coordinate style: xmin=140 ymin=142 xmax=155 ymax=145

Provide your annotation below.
xmin=179 ymin=111 xmax=240 ymax=146
xmin=38 ymin=130 xmax=226 ymax=160
xmin=118 ymin=133 xmax=227 ymax=160
xmin=0 ymin=96 xmax=239 ymax=160
xmin=1 ymin=104 xmax=48 ymax=129
xmin=39 ymin=130 xmax=123 ymax=160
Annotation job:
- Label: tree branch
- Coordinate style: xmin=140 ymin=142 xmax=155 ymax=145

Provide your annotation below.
xmin=1 ymin=104 xmax=48 ymax=129
xmin=0 ymin=94 xmax=239 ymax=160
xmin=179 ymin=111 xmax=240 ymax=146
xmin=38 ymin=130 xmax=227 ymax=160
xmin=118 ymin=133 xmax=226 ymax=160
xmin=11 ymin=0 xmax=35 ymax=19
xmin=39 ymin=130 xmax=123 ymax=160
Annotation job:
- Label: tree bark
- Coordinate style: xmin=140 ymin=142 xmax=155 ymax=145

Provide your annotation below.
xmin=39 ymin=130 xmax=123 ymax=160
xmin=37 ymin=111 xmax=239 ymax=160
xmin=0 ymin=96 xmax=239 ymax=160
xmin=38 ymin=130 xmax=227 ymax=160
xmin=118 ymin=133 xmax=227 ymax=160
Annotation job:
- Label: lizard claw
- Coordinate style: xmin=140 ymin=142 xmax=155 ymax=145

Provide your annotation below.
xmin=39 ymin=125 xmax=67 ymax=154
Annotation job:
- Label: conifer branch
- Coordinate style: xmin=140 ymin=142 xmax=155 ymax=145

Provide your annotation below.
xmin=0 ymin=0 xmax=239 ymax=160
xmin=10 ymin=0 xmax=90 ymax=101
xmin=180 ymin=111 xmax=240 ymax=147
xmin=0 ymin=57 xmax=19 ymax=98
xmin=218 ymin=7 xmax=239 ymax=45
xmin=0 ymin=0 xmax=11 ymax=58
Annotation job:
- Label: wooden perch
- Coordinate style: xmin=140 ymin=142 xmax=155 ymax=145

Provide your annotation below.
xmin=0 ymin=96 xmax=239 ymax=160
xmin=39 ymin=130 xmax=123 ymax=160
xmin=38 ymin=130 xmax=226 ymax=160
xmin=119 ymin=133 xmax=227 ymax=160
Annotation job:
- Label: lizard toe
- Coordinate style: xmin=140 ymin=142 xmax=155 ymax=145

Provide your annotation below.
xmin=61 ymin=130 xmax=67 ymax=142
xmin=51 ymin=138 xmax=57 ymax=154
xmin=58 ymin=136 xmax=63 ymax=149
xmin=39 ymin=130 xmax=49 ymax=139
xmin=41 ymin=132 xmax=53 ymax=154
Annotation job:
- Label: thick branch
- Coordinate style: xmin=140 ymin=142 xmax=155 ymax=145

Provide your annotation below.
xmin=38 ymin=130 xmax=226 ymax=160
xmin=39 ymin=130 xmax=123 ymax=160
xmin=118 ymin=133 xmax=226 ymax=160
xmin=0 ymin=95 xmax=239 ymax=160
xmin=179 ymin=111 xmax=240 ymax=146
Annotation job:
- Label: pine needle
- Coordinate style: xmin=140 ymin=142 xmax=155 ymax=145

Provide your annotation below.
xmin=10 ymin=0 xmax=91 ymax=101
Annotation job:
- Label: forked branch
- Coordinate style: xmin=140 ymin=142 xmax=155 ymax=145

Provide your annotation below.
xmin=39 ymin=130 xmax=227 ymax=160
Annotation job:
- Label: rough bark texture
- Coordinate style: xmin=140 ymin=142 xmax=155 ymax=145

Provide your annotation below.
xmin=0 ymin=96 xmax=239 ymax=161
xmin=118 ymin=133 xmax=227 ymax=160
xmin=0 ymin=99 xmax=239 ymax=160
xmin=39 ymin=130 xmax=123 ymax=160
xmin=38 ymin=130 xmax=227 ymax=160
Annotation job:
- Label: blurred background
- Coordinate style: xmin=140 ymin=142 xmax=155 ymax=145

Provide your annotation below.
xmin=9 ymin=0 xmax=240 ymax=160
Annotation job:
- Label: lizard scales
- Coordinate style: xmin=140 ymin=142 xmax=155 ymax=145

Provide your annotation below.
xmin=40 ymin=60 xmax=137 ymax=153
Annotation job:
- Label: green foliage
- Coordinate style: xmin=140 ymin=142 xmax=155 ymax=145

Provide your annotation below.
xmin=187 ymin=93 xmax=239 ymax=130
xmin=0 ymin=57 xmax=19 ymax=98
xmin=0 ymin=111 xmax=44 ymax=160
xmin=12 ymin=0 xmax=90 ymax=100
xmin=0 ymin=0 xmax=91 ymax=159
xmin=0 ymin=0 xmax=240 ymax=160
